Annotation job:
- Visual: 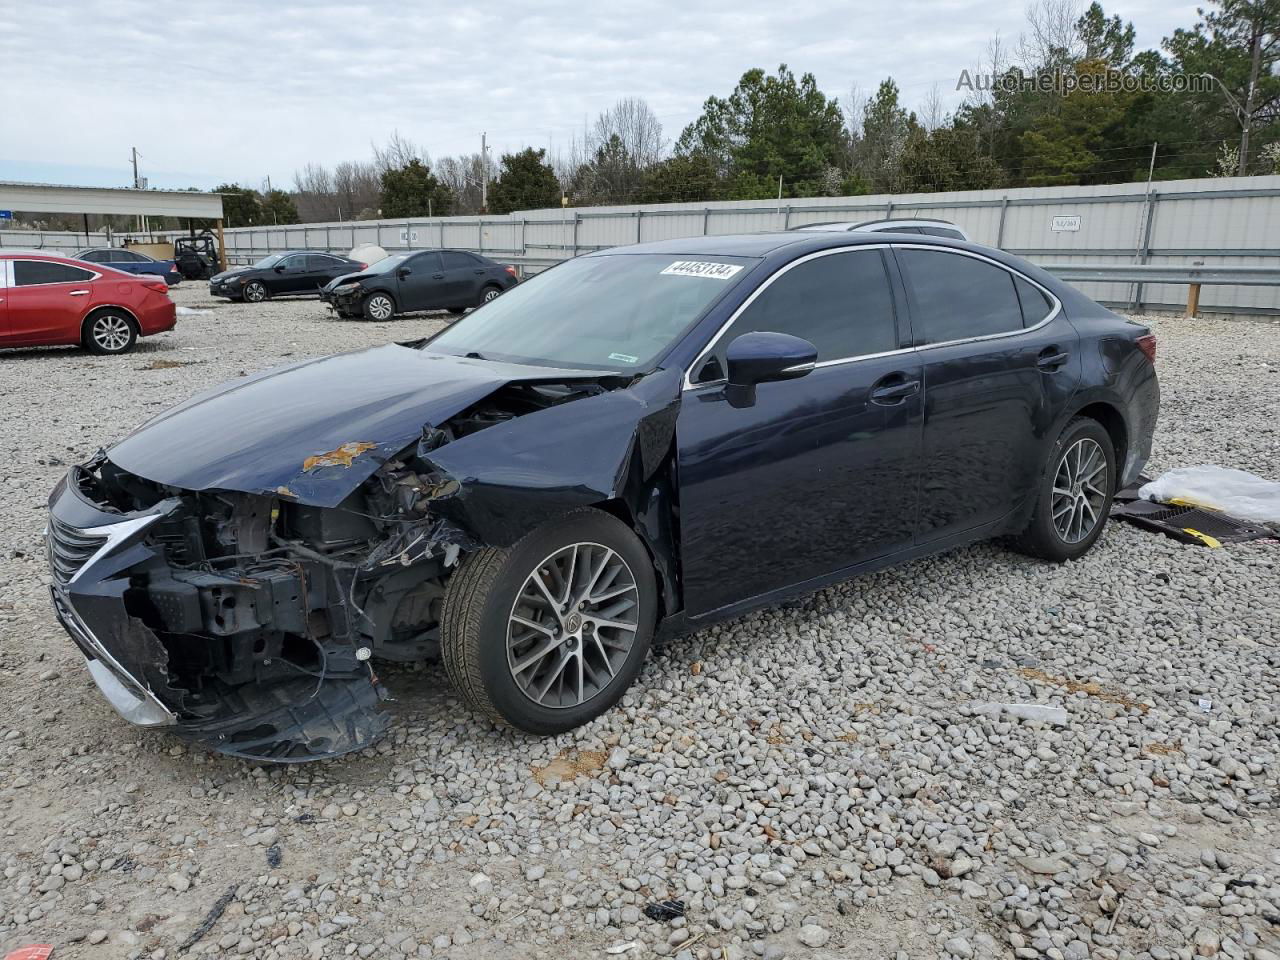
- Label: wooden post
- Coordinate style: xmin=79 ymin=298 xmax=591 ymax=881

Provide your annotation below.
xmin=215 ymin=219 xmax=227 ymax=272
xmin=1187 ymin=282 xmax=1201 ymax=318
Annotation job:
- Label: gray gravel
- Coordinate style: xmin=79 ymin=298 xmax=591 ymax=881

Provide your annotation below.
xmin=1 ymin=286 xmax=1277 ymax=960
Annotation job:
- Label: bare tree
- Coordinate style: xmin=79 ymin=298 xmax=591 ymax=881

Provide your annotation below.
xmin=591 ymin=97 xmax=667 ymax=167
xmin=293 ymin=162 xmax=338 ymax=222
xmin=436 ymin=153 xmax=489 ymax=215
xmin=373 ymin=131 xmax=427 ymax=174
xmin=919 ymin=83 xmax=947 ymax=131
xmin=1017 ymin=0 xmax=1083 ymax=69
xmin=333 ymin=160 xmax=381 ymax=220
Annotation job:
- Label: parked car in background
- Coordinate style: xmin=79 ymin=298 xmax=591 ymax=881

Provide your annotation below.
xmin=209 ymin=250 xmax=365 ymax=302
xmin=322 ymin=249 xmax=518 ymax=320
xmin=793 ymin=218 xmax=971 ymax=240
xmin=1 ymin=251 xmax=175 ymax=354
xmin=42 ymin=231 xmax=1157 ymax=760
xmin=75 ymin=247 xmax=182 ymax=285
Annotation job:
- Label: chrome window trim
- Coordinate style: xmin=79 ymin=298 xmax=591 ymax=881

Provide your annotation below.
xmin=9 ymin=258 xmax=101 ymax=287
xmin=1 ymin=259 xmax=10 ymax=288
xmin=682 ymin=243 xmax=1061 ymax=391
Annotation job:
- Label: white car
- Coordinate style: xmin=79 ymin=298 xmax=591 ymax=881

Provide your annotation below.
xmin=792 ymin=218 xmax=970 ymax=241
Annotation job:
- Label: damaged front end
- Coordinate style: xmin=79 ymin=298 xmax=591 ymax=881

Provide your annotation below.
xmin=47 ymin=448 xmax=473 ymax=762
xmin=45 ymin=343 xmax=686 ymax=761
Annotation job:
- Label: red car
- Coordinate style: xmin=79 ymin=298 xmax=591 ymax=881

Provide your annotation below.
xmin=0 ymin=251 xmax=177 ymax=355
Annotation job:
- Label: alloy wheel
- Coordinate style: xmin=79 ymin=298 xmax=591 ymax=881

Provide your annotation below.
xmin=91 ymin=315 xmax=133 ymax=353
xmin=506 ymin=541 xmax=640 ymax=709
xmin=245 ymin=282 xmax=266 ymax=302
xmin=483 ymin=287 xmax=500 ymax=302
xmin=367 ymin=295 xmax=393 ymax=320
xmin=1051 ymin=438 xmax=1108 ymax=544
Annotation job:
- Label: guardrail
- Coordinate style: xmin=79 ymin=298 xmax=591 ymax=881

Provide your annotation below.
xmin=1040 ymin=263 xmax=1280 ymax=316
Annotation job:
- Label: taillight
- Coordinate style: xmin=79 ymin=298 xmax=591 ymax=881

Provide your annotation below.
xmin=143 ymin=280 xmax=169 ymax=294
xmin=358 ymin=262 xmax=369 ymax=270
xmin=504 ymin=265 xmax=517 ymax=277
xmin=1136 ymin=334 xmax=1157 ymax=363
xmin=170 ymin=264 xmax=179 ymax=272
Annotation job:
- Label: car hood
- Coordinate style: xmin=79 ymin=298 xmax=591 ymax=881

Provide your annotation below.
xmin=323 ymin=272 xmax=372 ymax=292
xmin=210 ymin=267 xmax=251 ymax=282
xmin=106 ymin=344 xmax=618 ymax=507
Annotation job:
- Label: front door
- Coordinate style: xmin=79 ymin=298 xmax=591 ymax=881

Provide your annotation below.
xmin=271 ymin=255 xmax=311 ymax=294
xmin=396 ymin=252 xmax=444 ymax=311
xmin=893 ymin=247 xmax=1081 ymax=541
xmin=677 ymin=247 xmax=923 ymax=617
xmin=5 ymin=259 xmax=95 ymax=345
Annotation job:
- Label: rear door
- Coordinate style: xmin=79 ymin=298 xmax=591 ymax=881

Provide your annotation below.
xmin=894 ymin=245 xmax=1079 ymax=542
xmin=105 ymin=250 xmax=146 ymax=275
xmin=307 ymin=254 xmax=354 ymax=289
xmin=5 ymin=259 xmax=97 ymax=345
xmin=0 ymin=259 xmax=9 ymax=342
xmin=439 ymin=251 xmax=482 ymax=306
xmin=396 ymin=252 xmax=444 ymax=310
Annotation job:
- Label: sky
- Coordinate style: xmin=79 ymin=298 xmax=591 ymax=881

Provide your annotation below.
xmin=0 ymin=0 xmax=1202 ymax=192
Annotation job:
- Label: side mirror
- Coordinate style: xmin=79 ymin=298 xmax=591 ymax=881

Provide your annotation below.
xmin=397 ymin=267 xmax=412 ymax=279
xmin=724 ymin=331 xmax=817 ymax=408
xmin=273 ymin=264 xmax=286 ymax=273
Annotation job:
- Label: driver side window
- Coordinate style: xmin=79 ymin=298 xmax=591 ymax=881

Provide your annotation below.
xmin=695 ymin=249 xmax=899 ymax=382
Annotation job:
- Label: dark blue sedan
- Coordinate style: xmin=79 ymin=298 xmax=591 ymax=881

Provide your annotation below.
xmin=44 ymin=231 xmax=1158 ymax=761
xmin=75 ymin=247 xmax=182 ymax=285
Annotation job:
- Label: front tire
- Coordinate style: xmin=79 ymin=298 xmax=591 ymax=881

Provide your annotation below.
xmin=82 ymin=311 xmax=138 ymax=355
xmin=440 ymin=508 xmax=657 ymax=734
xmin=243 ymin=280 xmax=268 ymax=303
xmin=362 ymin=291 xmax=395 ymax=321
xmin=1011 ymin=417 xmax=1115 ymax=562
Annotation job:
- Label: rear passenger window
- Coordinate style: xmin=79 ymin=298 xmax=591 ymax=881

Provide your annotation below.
xmin=441 ymin=251 xmax=477 ymax=269
xmin=1014 ymin=275 xmax=1053 ymax=326
xmin=14 ymin=261 xmax=94 ymax=285
xmin=307 ymin=255 xmax=339 ymax=269
xmin=899 ymin=249 xmax=1023 ymax=344
xmin=710 ymin=250 xmax=898 ymax=372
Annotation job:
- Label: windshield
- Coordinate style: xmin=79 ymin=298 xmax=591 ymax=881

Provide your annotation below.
xmin=252 ymin=254 xmax=283 ymax=269
xmin=428 ymin=254 xmax=753 ymax=371
xmin=366 ymin=253 xmax=412 ymax=273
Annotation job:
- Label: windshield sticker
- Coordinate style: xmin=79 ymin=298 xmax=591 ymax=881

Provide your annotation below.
xmin=660 ymin=260 xmax=743 ymax=280
xmin=608 ymin=352 xmax=639 ymax=364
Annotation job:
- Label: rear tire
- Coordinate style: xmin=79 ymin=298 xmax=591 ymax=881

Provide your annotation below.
xmin=440 ymin=508 xmax=657 ymax=734
xmin=362 ymin=291 xmax=395 ymax=321
xmin=448 ymin=307 xmax=468 ymax=316
xmin=1010 ymin=417 xmax=1115 ymax=562
xmin=479 ymin=284 xmax=502 ymax=305
xmin=82 ymin=311 xmax=138 ymax=355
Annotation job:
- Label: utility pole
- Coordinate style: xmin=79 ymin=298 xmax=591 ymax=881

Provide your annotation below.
xmin=131 ymin=147 xmax=139 ymax=188
xmin=480 ymin=132 xmax=488 ymax=212
xmin=266 ymin=175 xmax=277 ymax=225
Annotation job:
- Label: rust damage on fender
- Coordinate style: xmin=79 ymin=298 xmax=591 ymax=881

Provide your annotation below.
xmin=44 ymin=344 xmax=683 ymax=762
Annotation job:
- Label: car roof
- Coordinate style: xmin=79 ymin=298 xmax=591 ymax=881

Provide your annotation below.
xmin=0 ymin=249 xmax=75 ymax=258
xmin=588 ymin=233 xmax=818 ymax=258
xmin=793 ymin=218 xmax=964 ymax=232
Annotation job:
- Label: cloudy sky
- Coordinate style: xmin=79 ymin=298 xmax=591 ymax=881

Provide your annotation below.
xmin=1 ymin=0 xmax=1200 ymax=191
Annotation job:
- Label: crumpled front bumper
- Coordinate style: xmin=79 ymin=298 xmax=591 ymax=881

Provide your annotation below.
xmin=45 ymin=468 xmax=389 ymax=762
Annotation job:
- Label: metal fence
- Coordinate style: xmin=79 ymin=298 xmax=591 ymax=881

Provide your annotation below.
xmin=8 ymin=173 xmax=1280 ymax=315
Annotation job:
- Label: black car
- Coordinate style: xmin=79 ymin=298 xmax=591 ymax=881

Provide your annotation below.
xmin=45 ymin=232 xmax=1158 ymax=761
xmin=209 ymin=251 xmax=365 ymax=302
xmin=321 ymin=249 xmax=519 ymax=320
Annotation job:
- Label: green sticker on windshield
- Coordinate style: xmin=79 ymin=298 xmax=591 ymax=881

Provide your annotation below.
xmin=608 ymin=352 xmax=639 ymax=364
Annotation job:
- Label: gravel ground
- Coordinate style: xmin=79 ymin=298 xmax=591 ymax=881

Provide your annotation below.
xmin=1 ymin=285 xmax=1278 ymax=960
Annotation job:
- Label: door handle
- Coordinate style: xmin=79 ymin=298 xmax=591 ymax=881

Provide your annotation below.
xmin=432 ymin=273 xmax=444 ymax=279
xmin=869 ymin=378 xmax=921 ymax=405
xmin=1036 ymin=348 xmax=1070 ymax=371
xmin=473 ymin=269 xmax=484 ymax=274
xmin=69 ymin=289 xmax=90 ymax=296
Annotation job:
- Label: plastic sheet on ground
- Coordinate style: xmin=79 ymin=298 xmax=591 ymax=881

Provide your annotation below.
xmin=1139 ymin=464 xmax=1280 ymax=525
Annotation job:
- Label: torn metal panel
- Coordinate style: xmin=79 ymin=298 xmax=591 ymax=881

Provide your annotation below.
xmin=423 ymin=367 xmax=684 ymax=546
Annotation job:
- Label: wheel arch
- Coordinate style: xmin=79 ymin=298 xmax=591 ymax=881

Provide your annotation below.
xmin=1067 ymin=398 xmax=1128 ymax=478
xmin=81 ymin=304 xmax=141 ymax=337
